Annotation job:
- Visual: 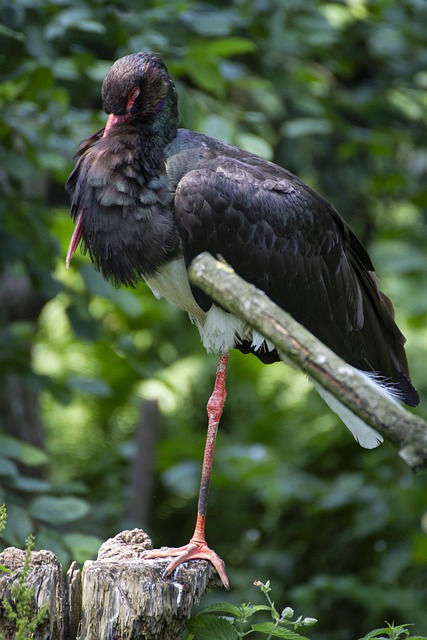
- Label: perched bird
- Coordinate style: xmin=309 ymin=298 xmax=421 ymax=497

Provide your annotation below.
xmin=66 ymin=52 xmax=419 ymax=589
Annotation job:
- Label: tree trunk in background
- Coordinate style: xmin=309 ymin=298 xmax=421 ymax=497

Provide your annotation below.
xmin=125 ymin=399 xmax=160 ymax=527
xmin=0 ymin=374 xmax=45 ymax=451
xmin=0 ymin=270 xmax=49 ymax=476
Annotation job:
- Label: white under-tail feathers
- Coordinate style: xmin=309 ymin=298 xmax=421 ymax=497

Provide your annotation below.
xmin=144 ymin=256 xmax=403 ymax=450
xmin=197 ymin=304 xmax=403 ymax=449
xmin=313 ymin=370 xmax=404 ymax=449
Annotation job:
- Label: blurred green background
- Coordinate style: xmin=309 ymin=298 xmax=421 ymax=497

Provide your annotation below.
xmin=1 ymin=1 xmax=426 ymax=638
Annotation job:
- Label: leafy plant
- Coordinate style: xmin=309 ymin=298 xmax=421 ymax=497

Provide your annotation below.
xmin=186 ymin=580 xmax=317 ymax=639
xmin=358 ymin=621 xmax=427 ymax=640
xmin=1 ymin=1 xmax=427 ymax=638
xmin=185 ymin=580 xmax=427 ymax=640
xmin=0 ymin=506 xmax=6 ymax=530
xmin=0 ymin=434 xmax=102 ymax=567
xmin=0 ymin=508 xmax=48 ymax=640
xmin=0 ymin=505 xmax=10 ymax=574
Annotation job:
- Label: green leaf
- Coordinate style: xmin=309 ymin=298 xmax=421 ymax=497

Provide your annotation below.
xmin=0 ymin=456 xmax=18 ymax=478
xmin=29 ymin=496 xmax=90 ymax=525
xmin=35 ymin=528 xmax=71 ymax=567
xmin=200 ymin=115 xmax=233 ymax=143
xmin=12 ymin=476 xmax=51 ymax=493
xmin=80 ymin=265 xmax=143 ymax=316
xmin=66 ymin=304 xmax=102 ymax=341
xmin=236 ymin=133 xmax=273 ymax=160
xmin=0 ymin=24 xmax=25 ymax=42
xmin=63 ymin=532 xmax=103 ymax=564
xmin=112 ymin=290 xmax=144 ymax=317
xmin=80 ymin=264 xmax=116 ymax=298
xmin=357 ymin=630 xmax=389 ymax=639
xmin=251 ymin=623 xmax=310 ymax=639
xmin=412 ymin=534 xmax=427 ymax=565
xmin=187 ymin=614 xmax=238 ymax=640
xmin=282 ymin=117 xmax=333 ymax=138
xmin=45 ymin=8 xmax=106 ymax=39
xmin=0 ymin=435 xmax=49 ymax=467
xmin=387 ymin=88 xmax=425 ymax=121
xmin=321 ymin=4 xmax=355 ymax=29
xmin=357 ymin=624 xmax=413 ymax=640
xmin=68 ymin=375 xmax=112 ymax=397
xmin=163 ymin=461 xmax=200 ymax=498
xmin=196 ymin=602 xmax=243 ymax=618
xmin=209 ymin=38 xmax=257 ymax=57
xmin=185 ymin=52 xmax=225 ymax=97
xmin=180 ymin=9 xmax=238 ymax=37
xmin=2 ymin=505 xmax=33 ymax=546
xmin=240 ymin=604 xmax=272 ymax=618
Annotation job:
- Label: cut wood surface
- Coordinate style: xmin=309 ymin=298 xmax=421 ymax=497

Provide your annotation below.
xmin=0 ymin=530 xmax=220 ymax=640
xmin=79 ymin=529 xmax=220 ymax=640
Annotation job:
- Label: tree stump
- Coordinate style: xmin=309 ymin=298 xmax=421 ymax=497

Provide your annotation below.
xmin=78 ymin=529 xmax=221 ymax=640
xmin=0 ymin=546 xmax=67 ymax=639
xmin=0 ymin=529 xmax=220 ymax=640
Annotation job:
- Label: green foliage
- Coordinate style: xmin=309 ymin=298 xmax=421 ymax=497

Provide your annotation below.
xmin=0 ymin=534 xmax=48 ymax=640
xmin=0 ymin=431 xmax=102 ymax=566
xmin=0 ymin=505 xmax=10 ymax=574
xmin=186 ymin=581 xmax=427 ymax=640
xmin=0 ymin=506 xmax=6 ymax=535
xmin=1 ymin=1 xmax=427 ymax=639
xmin=357 ymin=621 xmax=427 ymax=640
xmin=186 ymin=580 xmax=317 ymax=640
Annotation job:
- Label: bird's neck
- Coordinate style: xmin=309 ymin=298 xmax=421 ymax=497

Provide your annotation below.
xmin=135 ymin=92 xmax=179 ymax=155
xmin=151 ymin=111 xmax=178 ymax=149
xmin=104 ymin=122 xmax=173 ymax=173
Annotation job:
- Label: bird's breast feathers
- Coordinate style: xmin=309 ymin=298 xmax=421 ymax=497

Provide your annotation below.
xmin=144 ymin=256 xmax=273 ymax=355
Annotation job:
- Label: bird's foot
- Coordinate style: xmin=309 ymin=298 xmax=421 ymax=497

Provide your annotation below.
xmin=141 ymin=539 xmax=229 ymax=589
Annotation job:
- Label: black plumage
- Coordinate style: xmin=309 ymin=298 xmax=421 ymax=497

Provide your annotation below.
xmin=66 ymin=53 xmax=417 ymax=406
xmin=65 ymin=52 xmax=419 ymax=587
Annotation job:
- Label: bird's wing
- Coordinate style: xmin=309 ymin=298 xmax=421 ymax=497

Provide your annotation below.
xmin=174 ymin=156 xmax=365 ymax=357
xmin=173 ymin=154 xmax=412 ymax=390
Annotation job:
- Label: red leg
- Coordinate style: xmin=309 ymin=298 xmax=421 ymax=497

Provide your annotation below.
xmin=142 ymin=353 xmax=230 ymax=589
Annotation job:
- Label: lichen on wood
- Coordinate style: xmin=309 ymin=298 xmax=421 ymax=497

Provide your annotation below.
xmin=189 ymin=252 xmax=427 ymax=470
xmin=0 ymin=530 xmax=219 ymax=640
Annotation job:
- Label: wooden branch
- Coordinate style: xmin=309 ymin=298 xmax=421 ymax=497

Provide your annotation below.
xmin=188 ymin=252 xmax=427 ymax=471
xmin=0 ymin=530 xmax=219 ymax=639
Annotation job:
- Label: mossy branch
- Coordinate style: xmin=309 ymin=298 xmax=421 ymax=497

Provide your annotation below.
xmin=188 ymin=253 xmax=427 ymax=471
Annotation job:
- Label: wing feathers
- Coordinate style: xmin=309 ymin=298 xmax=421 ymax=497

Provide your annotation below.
xmin=173 ymin=151 xmax=418 ymax=406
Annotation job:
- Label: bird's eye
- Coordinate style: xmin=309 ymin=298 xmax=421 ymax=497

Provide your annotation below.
xmin=126 ymin=87 xmax=140 ymax=112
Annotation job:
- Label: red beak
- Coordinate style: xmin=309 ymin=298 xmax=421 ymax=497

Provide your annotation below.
xmin=104 ymin=112 xmax=129 ymax=134
xmin=65 ymin=211 xmax=84 ymax=269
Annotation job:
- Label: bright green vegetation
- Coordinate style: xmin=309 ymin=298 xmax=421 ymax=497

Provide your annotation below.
xmin=1 ymin=2 xmax=427 ymax=638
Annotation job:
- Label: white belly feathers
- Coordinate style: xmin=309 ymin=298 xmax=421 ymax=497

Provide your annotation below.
xmin=144 ymin=256 xmax=392 ymax=450
xmin=144 ymin=256 xmax=273 ymax=355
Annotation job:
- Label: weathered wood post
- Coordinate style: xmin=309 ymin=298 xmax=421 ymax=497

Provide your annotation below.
xmin=0 ymin=529 xmax=220 ymax=640
xmin=0 ymin=546 xmax=68 ymax=639
xmin=77 ymin=529 xmax=220 ymax=639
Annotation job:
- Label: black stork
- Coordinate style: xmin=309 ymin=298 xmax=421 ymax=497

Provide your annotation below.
xmin=65 ymin=52 xmax=419 ymax=589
